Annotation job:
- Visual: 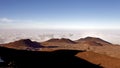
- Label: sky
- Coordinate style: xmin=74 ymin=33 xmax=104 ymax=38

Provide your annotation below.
xmin=0 ymin=0 xmax=120 ymax=30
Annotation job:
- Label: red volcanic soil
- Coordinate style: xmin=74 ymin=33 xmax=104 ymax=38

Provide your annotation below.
xmin=76 ymin=51 xmax=120 ymax=68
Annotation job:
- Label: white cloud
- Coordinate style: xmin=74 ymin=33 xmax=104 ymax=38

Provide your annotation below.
xmin=0 ymin=18 xmax=14 ymax=23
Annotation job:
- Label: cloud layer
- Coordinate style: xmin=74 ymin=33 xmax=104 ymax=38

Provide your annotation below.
xmin=0 ymin=18 xmax=14 ymax=23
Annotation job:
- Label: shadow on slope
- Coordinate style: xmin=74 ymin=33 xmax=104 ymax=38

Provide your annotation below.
xmin=1 ymin=39 xmax=58 ymax=51
xmin=44 ymin=38 xmax=76 ymax=44
xmin=0 ymin=46 xmax=102 ymax=68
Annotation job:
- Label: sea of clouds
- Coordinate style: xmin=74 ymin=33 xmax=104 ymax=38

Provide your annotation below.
xmin=0 ymin=29 xmax=120 ymax=44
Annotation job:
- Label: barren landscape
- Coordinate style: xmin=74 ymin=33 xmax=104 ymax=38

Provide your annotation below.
xmin=1 ymin=36 xmax=120 ymax=68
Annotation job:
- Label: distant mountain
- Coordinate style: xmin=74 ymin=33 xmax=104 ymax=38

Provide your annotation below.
xmin=44 ymin=38 xmax=76 ymax=44
xmin=0 ymin=37 xmax=113 ymax=50
xmin=76 ymin=37 xmax=112 ymax=46
xmin=1 ymin=39 xmax=44 ymax=50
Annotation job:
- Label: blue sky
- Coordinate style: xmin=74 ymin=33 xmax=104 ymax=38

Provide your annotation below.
xmin=0 ymin=0 xmax=120 ymax=30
